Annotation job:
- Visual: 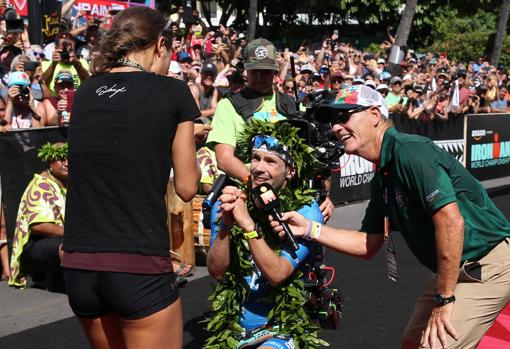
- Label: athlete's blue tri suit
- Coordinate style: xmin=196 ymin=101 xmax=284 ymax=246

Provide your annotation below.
xmin=210 ymin=201 xmax=324 ymax=348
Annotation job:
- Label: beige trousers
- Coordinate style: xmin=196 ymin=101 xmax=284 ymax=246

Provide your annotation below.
xmin=403 ymin=237 xmax=510 ymax=349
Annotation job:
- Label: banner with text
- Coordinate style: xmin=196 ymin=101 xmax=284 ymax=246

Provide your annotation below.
xmin=465 ymin=114 xmax=510 ymax=181
xmin=72 ymin=0 xmax=129 ymax=17
xmin=41 ymin=0 xmax=62 ymax=44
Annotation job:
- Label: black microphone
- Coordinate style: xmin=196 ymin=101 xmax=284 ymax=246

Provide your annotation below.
xmin=202 ymin=174 xmax=230 ymax=210
xmin=252 ymin=183 xmax=299 ymax=251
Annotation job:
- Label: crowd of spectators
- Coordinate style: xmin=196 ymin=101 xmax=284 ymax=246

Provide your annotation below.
xmin=1 ymin=3 xmax=510 ymax=287
xmin=0 ymin=4 xmax=508 ymax=134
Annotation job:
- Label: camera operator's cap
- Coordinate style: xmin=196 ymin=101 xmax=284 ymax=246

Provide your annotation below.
xmin=7 ymin=71 xmax=30 ymax=88
xmin=202 ymin=62 xmax=217 ymax=76
xmin=300 ymin=63 xmax=314 ymax=73
xmin=244 ymin=38 xmax=278 ymax=71
xmin=55 ymin=71 xmax=74 ymax=85
xmin=390 ymin=76 xmax=402 ymax=85
xmin=177 ymin=51 xmax=192 ymax=63
xmin=315 ymin=85 xmax=389 ymax=122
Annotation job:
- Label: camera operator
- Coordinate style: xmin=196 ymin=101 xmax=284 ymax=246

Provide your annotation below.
xmin=206 ymin=121 xmax=325 ymax=348
xmin=40 ymin=33 xmax=89 ymax=95
xmin=271 ymin=84 xmax=510 ymax=349
xmin=3 ymin=71 xmax=44 ymax=129
xmin=205 ymin=38 xmax=335 ymax=221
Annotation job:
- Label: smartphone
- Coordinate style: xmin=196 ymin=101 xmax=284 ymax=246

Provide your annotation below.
xmin=65 ymin=90 xmax=75 ymax=113
xmin=333 ymin=29 xmax=339 ymax=37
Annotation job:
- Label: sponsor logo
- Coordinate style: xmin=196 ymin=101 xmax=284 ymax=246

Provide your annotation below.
xmin=470 ymin=133 xmax=510 ymax=169
xmin=338 ymin=154 xmax=376 ymax=188
xmin=426 ymin=189 xmax=440 ymax=203
xmin=254 ymin=46 xmax=268 ymax=60
xmin=471 ymin=129 xmax=486 ymax=140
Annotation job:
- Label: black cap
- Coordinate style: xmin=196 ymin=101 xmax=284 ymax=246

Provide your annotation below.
xmin=202 ymin=62 xmax=217 ymax=75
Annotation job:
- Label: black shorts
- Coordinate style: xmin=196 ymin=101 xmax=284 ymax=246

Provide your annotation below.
xmin=64 ymin=269 xmax=179 ymax=320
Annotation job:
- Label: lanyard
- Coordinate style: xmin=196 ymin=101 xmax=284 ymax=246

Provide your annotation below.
xmin=382 ymin=170 xmax=399 ymax=284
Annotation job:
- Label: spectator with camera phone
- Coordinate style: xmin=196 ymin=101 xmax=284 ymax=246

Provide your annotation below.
xmin=37 ymin=70 xmax=75 ymax=126
xmin=3 ymin=71 xmax=45 ymax=130
xmin=40 ymin=34 xmax=89 ymax=96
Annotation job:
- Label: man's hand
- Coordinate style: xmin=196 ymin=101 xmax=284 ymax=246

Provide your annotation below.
xmin=319 ymin=196 xmax=334 ymax=223
xmin=420 ymin=303 xmax=458 ymax=349
xmin=269 ymin=211 xmax=310 ymax=239
xmin=219 ymin=186 xmax=252 ymax=230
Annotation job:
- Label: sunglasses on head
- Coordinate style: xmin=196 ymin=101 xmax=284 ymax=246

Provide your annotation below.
xmin=251 ymin=135 xmax=294 ymax=164
xmin=330 ymin=106 xmax=372 ymax=126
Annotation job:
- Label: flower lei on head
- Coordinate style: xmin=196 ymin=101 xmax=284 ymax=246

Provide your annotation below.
xmin=37 ymin=143 xmax=68 ymax=163
xmin=204 ymin=120 xmax=328 ymax=348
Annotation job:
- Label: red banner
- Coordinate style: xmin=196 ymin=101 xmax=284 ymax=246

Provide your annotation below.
xmin=72 ymin=0 xmax=128 ymax=18
xmin=9 ymin=0 xmax=28 ymax=16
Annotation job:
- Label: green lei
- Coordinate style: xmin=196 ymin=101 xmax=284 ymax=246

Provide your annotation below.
xmin=204 ymin=120 xmax=329 ymax=348
xmin=37 ymin=142 xmax=68 ymax=162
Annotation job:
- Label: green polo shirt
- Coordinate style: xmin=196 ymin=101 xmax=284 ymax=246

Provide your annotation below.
xmin=361 ymin=127 xmax=510 ymax=272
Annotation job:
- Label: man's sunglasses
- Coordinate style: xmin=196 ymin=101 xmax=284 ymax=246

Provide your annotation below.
xmin=330 ymin=106 xmax=371 ymax=126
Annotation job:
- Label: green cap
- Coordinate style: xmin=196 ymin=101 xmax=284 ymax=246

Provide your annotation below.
xmin=244 ymin=38 xmax=279 ymax=71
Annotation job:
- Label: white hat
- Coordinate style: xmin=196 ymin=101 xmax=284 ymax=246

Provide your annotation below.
xmin=365 ymin=80 xmax=377 ymax=89
xmin=377 ymin=58 xmax=386 ymax=64
xmin=169 ymin=61 xmax=181 ymax=74
xmin=376 ymin=83 xmax=389 ymax=91
xmin=403 ymin=74 xmax=413 ymax=81
xmin=353 ymin=77 xmax=365 ymax=85
xmin=300 ymin=63 xmax=314 ymax=73
xmin=316 ymin=85 xmax=389 ymax=121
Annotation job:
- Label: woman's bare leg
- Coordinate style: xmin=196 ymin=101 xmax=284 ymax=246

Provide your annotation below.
xmin=121 ymin=298 xmax=183 ymax=349
xmin=79 ymin=314 xmax=126 ymax=349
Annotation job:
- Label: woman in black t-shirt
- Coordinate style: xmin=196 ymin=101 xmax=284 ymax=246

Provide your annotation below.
xmin=62 ymin=7 xmax=201 ymax=349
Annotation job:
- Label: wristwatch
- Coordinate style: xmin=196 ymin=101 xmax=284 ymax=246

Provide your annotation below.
xmin=433 ymin=294 xmax=456 ymax=306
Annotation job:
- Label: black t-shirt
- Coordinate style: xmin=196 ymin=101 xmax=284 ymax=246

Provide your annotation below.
xmin=63 ymin=72 xmax=200 ymax=256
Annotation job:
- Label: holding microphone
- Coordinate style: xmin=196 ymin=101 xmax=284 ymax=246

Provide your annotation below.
xmin=206 ymin=120 xmax=327 ymax=348
xmin=252 ymin=182 xmax=299 ymax=251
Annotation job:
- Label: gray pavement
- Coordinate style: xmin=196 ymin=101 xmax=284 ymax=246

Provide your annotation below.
xmin=0 ymin=176 xmax=509 ymax=347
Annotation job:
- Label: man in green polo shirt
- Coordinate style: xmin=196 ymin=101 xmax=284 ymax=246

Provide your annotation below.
xmin=270 ymin=84 xmax=510 ymax=349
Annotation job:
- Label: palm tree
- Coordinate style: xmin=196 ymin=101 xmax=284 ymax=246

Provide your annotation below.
xmin=490 ymin=0 xmax=510 ymax=66
xmin=395 ymin=0 xmax=418 ymax=47
xmin=247 ymin=0 xmax=257 ymax=41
